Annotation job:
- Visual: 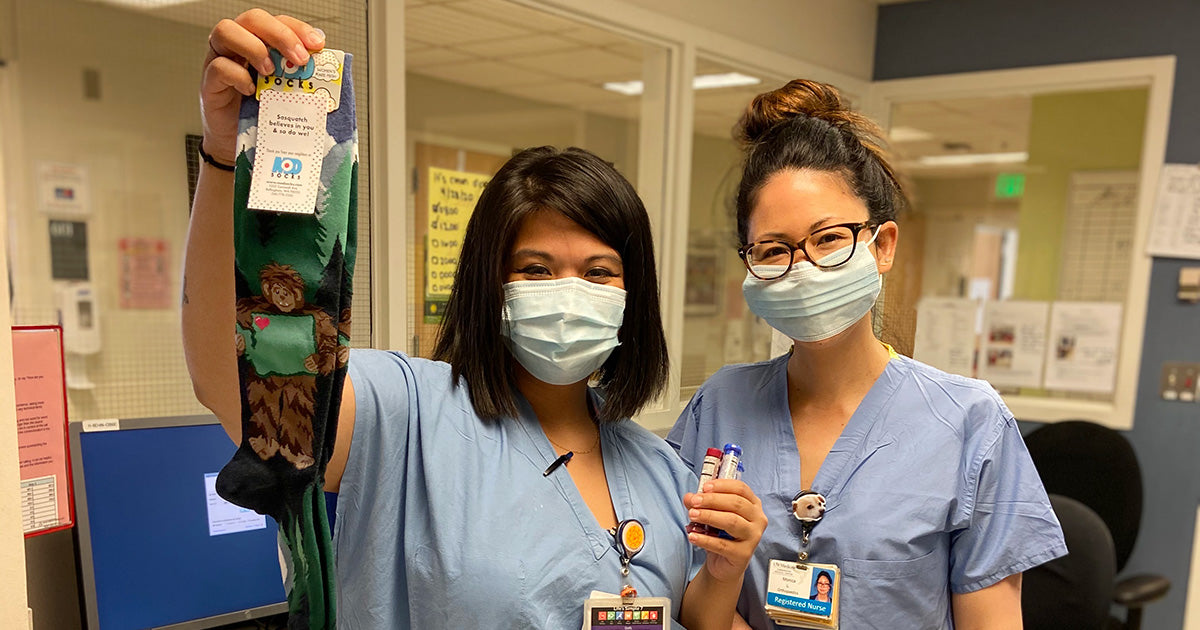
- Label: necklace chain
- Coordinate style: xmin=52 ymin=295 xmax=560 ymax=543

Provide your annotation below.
xmin=547 ymin=427 xmax=600 ymax=455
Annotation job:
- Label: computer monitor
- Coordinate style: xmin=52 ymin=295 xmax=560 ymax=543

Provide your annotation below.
xmin=70 ymin=415 xmax=288 ymax=629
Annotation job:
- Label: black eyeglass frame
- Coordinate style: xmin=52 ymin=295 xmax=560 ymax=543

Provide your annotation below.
xmin=737 ymin=221 xmax=878 ymax=280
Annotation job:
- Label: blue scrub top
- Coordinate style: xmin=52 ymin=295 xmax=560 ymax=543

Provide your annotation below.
xmin=332 ymin=349 xmax=703 ymax=629
xmin=668 ymin=352 xmax=1066 ymax=629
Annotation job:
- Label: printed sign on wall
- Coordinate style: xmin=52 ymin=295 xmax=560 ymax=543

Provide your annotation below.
xmin=119 ymin=238 xmax=171 ymax=309
xmin=425 ymin=166 xmax=489 ymax=322
xmin=12 ymin=327 xmax=74 ymax=536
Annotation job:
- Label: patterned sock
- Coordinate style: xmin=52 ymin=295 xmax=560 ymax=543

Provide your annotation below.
xmin=216 ymin=52 xmax=357 ymax=630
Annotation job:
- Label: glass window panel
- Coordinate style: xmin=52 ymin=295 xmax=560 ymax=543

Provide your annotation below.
xmin=886 ymin=87 xmax=1149 ymax=404
xmin=680 ymin=58 xmax=788 ymax=402
xmin=405 ymin=0 xmax=666 ymax=358
xmin=3 ymin=0 xmax=372 ymax=421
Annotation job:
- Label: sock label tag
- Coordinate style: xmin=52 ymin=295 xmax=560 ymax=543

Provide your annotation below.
xmin=248 ymin=90 xmax=327 ymax=214
xmin=256 ymin=48 xmax=346 ymax=113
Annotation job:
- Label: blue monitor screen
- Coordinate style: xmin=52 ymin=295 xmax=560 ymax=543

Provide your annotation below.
xmin=74 ymin=419 xmax=286 ymax=629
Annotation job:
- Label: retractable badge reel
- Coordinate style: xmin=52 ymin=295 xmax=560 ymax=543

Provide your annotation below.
xmin=762 ymin=491 xmax=842 ymax=629
xmin=581 ymin=519 xmax=670 ymax=630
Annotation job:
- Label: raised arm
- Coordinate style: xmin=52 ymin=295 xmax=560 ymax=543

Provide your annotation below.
xmin=183 ymin=9 xmax=355 ymax=491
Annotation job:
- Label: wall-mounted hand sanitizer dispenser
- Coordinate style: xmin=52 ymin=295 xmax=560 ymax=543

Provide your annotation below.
xmin=57 ymin=282 xmax=100 ymax=354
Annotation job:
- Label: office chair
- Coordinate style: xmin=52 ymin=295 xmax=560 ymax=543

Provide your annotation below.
xmin=1022 ymin=494 xmax=1116 ymax=630
xmin=1023 ymin=421 xmax=1170 ymax=630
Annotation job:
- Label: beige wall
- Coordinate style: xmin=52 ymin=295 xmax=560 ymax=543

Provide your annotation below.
xmin=0 ymin=59 xmax=31 ymax=630
xmin=622 ymin=0 xmax=878 ymax=80
xmin=8 ymin=0 xmax=211 ymax=421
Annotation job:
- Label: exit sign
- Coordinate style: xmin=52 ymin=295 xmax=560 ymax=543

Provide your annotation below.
xmin=995 ymin=173 xmax=1026 ymax=199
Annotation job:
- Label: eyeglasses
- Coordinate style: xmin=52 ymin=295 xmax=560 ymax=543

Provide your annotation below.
xmin=738 ymin=221 xmax=877 ymax=280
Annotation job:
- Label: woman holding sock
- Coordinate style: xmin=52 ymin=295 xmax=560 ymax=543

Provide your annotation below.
xmin=183 ymin=9 xmax=765 ymax=629
xmin=667 ymin=79 xmax=1066 ymax=629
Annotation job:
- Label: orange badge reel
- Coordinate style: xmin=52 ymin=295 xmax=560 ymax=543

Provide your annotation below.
xmin=582 ymin=519 xmax=670 ymax=629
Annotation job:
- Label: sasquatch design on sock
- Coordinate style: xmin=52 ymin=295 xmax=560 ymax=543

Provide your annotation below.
xmin=216 ymin=51 xmax=358 ymax=630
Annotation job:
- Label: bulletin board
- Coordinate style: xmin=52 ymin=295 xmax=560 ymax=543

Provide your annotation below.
xmin=11 ymin=326 xmax=75 ymax=537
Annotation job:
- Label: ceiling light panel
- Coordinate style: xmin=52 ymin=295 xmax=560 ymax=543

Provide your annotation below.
xmin=917 ymin=152 xmax=1028 ymax=166
xmin=692 ymin=72 xmax=760 ymax=90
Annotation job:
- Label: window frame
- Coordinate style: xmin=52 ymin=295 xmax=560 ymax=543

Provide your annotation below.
xmin=864 ymin=55 xmax=1176 ymax=430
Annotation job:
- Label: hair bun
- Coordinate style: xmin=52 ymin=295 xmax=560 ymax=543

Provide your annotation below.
xmin=735 ymin=79 xmax=868 ymax=146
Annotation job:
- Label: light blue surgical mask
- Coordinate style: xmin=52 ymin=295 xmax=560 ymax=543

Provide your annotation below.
xmin=501 ymin=277 xmax=626 ymax=385
xmin=742 ymin=233 xmax=882 ymax=343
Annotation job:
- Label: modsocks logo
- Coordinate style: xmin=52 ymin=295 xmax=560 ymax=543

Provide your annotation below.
xmin=272 ymin=157 xmax=303 ymax=177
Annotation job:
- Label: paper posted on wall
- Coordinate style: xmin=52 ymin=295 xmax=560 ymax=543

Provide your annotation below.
xmin=913 ymin=297 xmax=978 ymax=378
xmin=978 ymin=301 xmax=1050 ymax=389
xmin=1147 ymin=163 xmax=1200 ymax=260
xmin=1042 ymin=302 xmax=1123 ymax=394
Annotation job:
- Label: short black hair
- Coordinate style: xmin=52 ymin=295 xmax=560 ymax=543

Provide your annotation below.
xmin=432 ymin=146 xmax=668 ymax=423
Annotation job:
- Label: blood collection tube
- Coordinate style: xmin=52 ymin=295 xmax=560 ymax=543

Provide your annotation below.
xmin=714 ymin=444 xmax=742 ymax=539
xmin=686 ymin=447 xmax=723 ymax=534
xmin=717 ymin=443 xmax=741 ymax=480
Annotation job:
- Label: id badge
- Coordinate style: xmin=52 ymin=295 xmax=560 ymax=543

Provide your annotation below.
xmin=582 ymin=594 xmax=670 ymax=630
xmin=763 ymin=559 xmax=840 ymax=629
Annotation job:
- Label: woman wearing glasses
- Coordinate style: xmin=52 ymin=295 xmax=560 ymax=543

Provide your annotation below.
xmin=668 ymin=80 xmax=1065 ymax=629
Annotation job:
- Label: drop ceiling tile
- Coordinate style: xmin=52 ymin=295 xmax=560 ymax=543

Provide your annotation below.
xmin=449 ymin=0 xmax=582 ymax=32
xmin=559 ymin=27 xmax=634 ymax=47
xmin=415 ymin=60 xmax=556 ymax=89
xmin=456 ymin=34 xmax=580 ymax=58
xmin=407 ymin=46 xmax=479 ymax=67
xmin=602 ymin=41 xmax=651 ymax=61
xmin=407 ymin=3 xmax=532 ymax=45
xmin=508 ymin=48 xmax=641 ymax=82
